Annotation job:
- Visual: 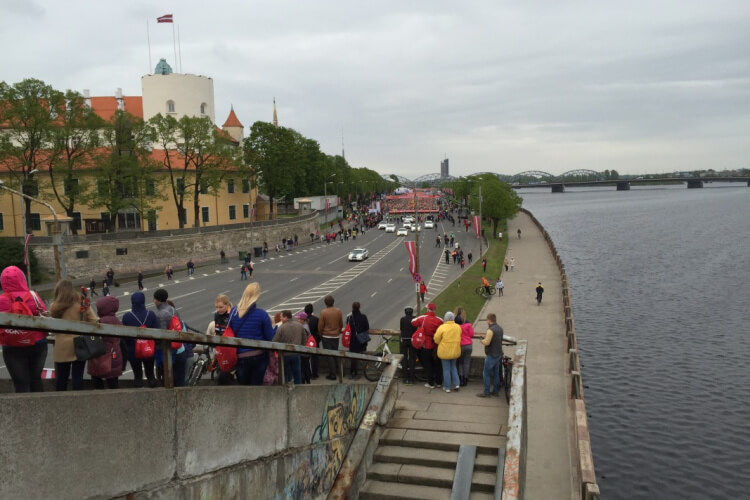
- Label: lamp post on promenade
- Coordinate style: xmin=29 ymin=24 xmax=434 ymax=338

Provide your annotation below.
xmin=0 ymin=179 xmax=68 ymax=282
xmin=324 ymin=173 xmax=336 ymax=223
xmin=413 ymin=183 xmax=421 ymax=313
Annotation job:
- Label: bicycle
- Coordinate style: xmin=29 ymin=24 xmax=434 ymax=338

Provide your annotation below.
xmin=363 ymin=334 xmax=427 ymax=382
xmin=475 ymin=286 xmax=497 ymax=299
xmin=186 ymin=347 xmax=219 ymax=386
xmin=501 ymin=337 xmax=517 ymax=403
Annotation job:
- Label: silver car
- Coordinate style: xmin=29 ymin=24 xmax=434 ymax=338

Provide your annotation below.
xmin=348 ymin=248 xmax=369 ymax=261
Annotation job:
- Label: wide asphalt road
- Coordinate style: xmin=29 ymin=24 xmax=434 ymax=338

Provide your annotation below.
xmin=1 ymin=217 xmax=489 ymax=378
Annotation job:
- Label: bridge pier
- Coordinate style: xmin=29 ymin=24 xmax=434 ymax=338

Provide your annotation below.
xmin=551 ymin=183 xmax=565 ymax=193
xmin=687 ymin=180 xmax=704 ymax=189
xmin=616 ymin=181 xmax=630 ymax=191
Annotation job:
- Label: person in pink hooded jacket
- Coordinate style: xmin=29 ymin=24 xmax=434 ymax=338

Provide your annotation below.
xmin=90 ymin=296 xmax=124 ymax=389
xmin=0 ymin=266 xmax=49 ymax=392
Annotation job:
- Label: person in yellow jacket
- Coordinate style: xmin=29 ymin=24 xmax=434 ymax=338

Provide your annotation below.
xmin=433 ymin=311 xmax=462 ymax=393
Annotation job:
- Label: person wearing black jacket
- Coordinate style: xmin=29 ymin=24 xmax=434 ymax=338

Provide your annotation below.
xmin=304 ymin=304 xmax=320 ymax=379
xmin=400 ymin=307 xmax=416 ymax=385
xmin=347 ymin=302 xmax=369 ymax=380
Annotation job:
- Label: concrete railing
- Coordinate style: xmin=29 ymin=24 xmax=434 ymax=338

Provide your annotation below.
xmin=521 ymin=208 xmax=600 ymax=500
xmin=501 ymin=340 xmax=528 ymax=500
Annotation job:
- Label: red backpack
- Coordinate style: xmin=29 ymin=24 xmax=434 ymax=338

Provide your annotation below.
xmin=215 ymin=325 xmax=238 ymax=372
xmin=131 ymin=312 xmax=155 ymax=359
xmin=168 ymin=315 xmax=184 ymax=350
xmin=0 ymin=294 xmax=39 ymax=347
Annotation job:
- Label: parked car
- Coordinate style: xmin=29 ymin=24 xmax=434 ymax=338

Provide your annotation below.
xmin=385 ymin=224 xmax=396 ymax=233
xmin=397 ymin=227 xmax=409 ymax=236
xmin=348 ymin=248 xmax=369 ymax=261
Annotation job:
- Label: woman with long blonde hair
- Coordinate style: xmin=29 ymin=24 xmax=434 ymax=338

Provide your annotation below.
xmin=227 ymin=283 xmax=274 ymax=385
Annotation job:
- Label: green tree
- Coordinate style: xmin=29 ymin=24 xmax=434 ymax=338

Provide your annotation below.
xmin=82 ymin=111 xmax=160 ymax=232
xmin=44 ymin=90 xmax=104 ymax=234
xmin=0 ymin=78 xmax=64 ymax=233
xmin=466 ymin=174 xmax=522 ymax=237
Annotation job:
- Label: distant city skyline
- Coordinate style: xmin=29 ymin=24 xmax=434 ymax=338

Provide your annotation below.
xmin=2 ymin=1 xmax=748 ymax=178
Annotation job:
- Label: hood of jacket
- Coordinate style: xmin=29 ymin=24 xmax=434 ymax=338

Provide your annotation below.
xmin=96 ymin=296 xmax=120 ymax=324
xmin=1 ymin=266 xmax=29 ymax=295
xmin=130 ymin=292 xmax=147 ymax=313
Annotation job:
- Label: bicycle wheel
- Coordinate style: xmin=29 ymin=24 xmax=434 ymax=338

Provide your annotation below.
xmin=489 ymin=287 xmax=497 ymax=295
xmin=364 ymin=359 xmax=385 ymax=382
xmin=504 ymin=359 xmax=513 ymax=404
xmin=186 ymin=359 xmax=205 ymax=387
xmin=413 ymin=357 xmax=428 ymax=382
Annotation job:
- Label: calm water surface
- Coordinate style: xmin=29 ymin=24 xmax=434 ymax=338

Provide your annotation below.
xmin=522 ymin=185 xmax=750 ymax=499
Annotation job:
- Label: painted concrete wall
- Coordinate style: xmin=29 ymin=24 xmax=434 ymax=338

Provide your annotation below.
xmin=0 ymin=384 xmax=373 ymax=500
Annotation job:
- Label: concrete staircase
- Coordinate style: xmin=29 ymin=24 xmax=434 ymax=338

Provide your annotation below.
xmin=359 ymin=385 xmax=508 ymax=500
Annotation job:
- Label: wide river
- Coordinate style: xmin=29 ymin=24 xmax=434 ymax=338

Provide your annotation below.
xmin=521 ymin=184 xmax=749 ymax=499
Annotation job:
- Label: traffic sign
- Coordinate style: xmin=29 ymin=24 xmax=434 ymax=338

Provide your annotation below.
xmin=412 ymin=273 xmax=422 ymax=283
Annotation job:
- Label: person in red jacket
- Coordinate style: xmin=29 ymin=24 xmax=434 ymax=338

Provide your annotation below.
xmin=411 ymin=302 xmax=443 ymax=389
xmin=419 ymin=282 xmax=427 ymax=301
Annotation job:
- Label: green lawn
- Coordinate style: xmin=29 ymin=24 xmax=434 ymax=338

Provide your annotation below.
xmin=429 ymin=222 xmax=509 ymax=324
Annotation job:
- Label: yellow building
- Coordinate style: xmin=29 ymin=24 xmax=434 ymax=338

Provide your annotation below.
xmin=0 ymin=60 xmax=272 ymax=237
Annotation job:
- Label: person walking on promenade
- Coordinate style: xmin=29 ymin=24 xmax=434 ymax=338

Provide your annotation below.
xmin=89 ymin=279 xmax=98 ymax=297
xmin=419 ymin=282 xmax=427 ymax=301
xmin=477 ymin=313 xmax=504 ymax=397
xmin=122 ymin=292 xmax=158 ymax=388
xmin=305 ymin=304 xmax=321 ymax=379
xmin=227 ymin=283 xmax=274 ymax=386
xmin=460 ymin=257 xmax=465 ymax=269
xmin=481 ymin=258 xmax=487 ymax=273
xmin=411 ymin=302 xmax=444 ymax=389
xmin=347 ymin=302 xmax=370 ymax=380
xmin=510 ymin=258 xmax=515 ymax=272
xmin=496 ymin=278 xmax=504 ymax=296
xmin=435 ymin=235 xmax=441 ymax=248
xmin=536 ymin=282 xmax=544 ymax=305
xmin=263 ymin=242 xmax=268 ymax=259
xmin=456 ymin=315 xmax=474 ymax=387
xmin=105 ymin=267 xmax=115 ymax=286
xmin=504 ymin=257 xmax=509 ymax=272
xmin=468 ymin=251 xmax=473 ymax=264
xmin=220 ymin=249 xmax=226 ymax=264
xmin=318 ymin=295 xmax=344 ymax=380
xmin=90 ymin=296 xmax=123 ymax=389
xmin=399 ymin=307 xmax=416 ymax=385
xmin=240 ymin=265 xmax=247 ymax=280
xmin=165 ymin=265 xmax=173 ymax=280
xmin=137 ymin=271 xmax=144 ymax=291
xmin=517 ymin=228 xmax=522 ymax=239
xmin=50 ymin=279 xmax=97 ymax=391
xmin=187 ymin=259 xmax=195 ymax=277
xmin=0 ymin=266 xmax=49 ymax=393
xmin=247 ymin=259 xmax=254 ymax=278
xmin=102 ymin=280 xmax=110 ymax=297
xmin=272 ymin=310 xmax=307 ymax=384
xmin=444 ymin=248 xmax=450 ymax=264
xmin=434 ymin=312 xmax=461 ymax=393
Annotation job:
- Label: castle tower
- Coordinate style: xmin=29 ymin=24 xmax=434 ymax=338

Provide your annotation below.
xmin=141 ymin=58 xmax=215 ymax=125
xmin=222 ymin=106 xmax=244 ymax=143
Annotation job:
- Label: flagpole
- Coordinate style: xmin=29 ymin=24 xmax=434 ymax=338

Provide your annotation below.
xmin=146 ymin=19 xmax=152 ymax=73
xmin=177 ymin=24 xmax=183 ymax=72
xmin=172 ymin=22 xmax=178 ymax=71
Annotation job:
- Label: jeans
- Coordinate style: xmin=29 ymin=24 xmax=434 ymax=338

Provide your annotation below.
xmin=2 ymin=342 xmax=47 ymax=393
xmin=458 ymin=345 xmax=472 ymax=378
xmin=321 ymin=337 xmax=339 ymax=378
xmin=173 ymin=351 xmax=189 ymax=387
xmin=441 ymin=359 xmax=459 ymax=390
xmin=483 ymin=355 xmax=502 ymax=395
xmin=283 ymin=355 xmax=302 ymax=384
xmin=237 ymin=353 xmax=268 ymax=386
xmin=56 ymin=360 xmax=86 ymax=391
xmin=400 ymin=339 xmax=416 ymax=382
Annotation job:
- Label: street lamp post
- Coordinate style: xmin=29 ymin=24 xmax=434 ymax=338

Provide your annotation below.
xmin=413 ymin=183 xmax=421 ymax=313
xmin=324 ymin=173 xmax=336 ymax=223
xmin=0 ymin=179 xmax=67 ymax=283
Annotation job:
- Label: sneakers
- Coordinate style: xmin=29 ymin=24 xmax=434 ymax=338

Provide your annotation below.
xmin=454 ymin=385 xmax=460 ymax=392
xmin=403 ymin=379 xmax=413 ymax=386
xmin=424 ymin=383 xmax=435 ymax=389
xmin=444 ymin=388 xmax=451 ymax=393
xmin=477 ymin=393 xmax=489 ymax=398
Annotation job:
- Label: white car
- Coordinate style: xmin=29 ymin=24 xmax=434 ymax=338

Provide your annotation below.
xmin=424 ymin=220 xmax=434 ymax=229
xmin=402 ymin=222 xmax=412 ymax=230
xmin=414 ymin=224 xmax=422 ymax=232
xmin=348 ymin=248 xmax=369 ymax=261
xmin=378 ymin=221 xmax=388 ymax=230
xmin=396 ymin=227 xmax=409 ymax=236
xmin=385 ymin=224 xmax=396 ymax=233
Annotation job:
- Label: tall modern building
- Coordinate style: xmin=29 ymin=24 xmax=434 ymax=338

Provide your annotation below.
xmin=440 ymin=158 xmax=450 ymax=178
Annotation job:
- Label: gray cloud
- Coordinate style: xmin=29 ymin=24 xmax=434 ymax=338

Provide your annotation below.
xmin=1 ymin=0 xmax=748 ymax=176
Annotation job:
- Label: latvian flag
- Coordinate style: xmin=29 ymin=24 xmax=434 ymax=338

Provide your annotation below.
xmin=157 ymin=14 xmax=173 ymax=23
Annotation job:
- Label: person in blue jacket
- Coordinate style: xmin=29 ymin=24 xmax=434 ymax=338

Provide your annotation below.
xmin=121 ymin=292 xmax=159 ymax=388
xmin=227 ymin=282 xmax=274 ymax=385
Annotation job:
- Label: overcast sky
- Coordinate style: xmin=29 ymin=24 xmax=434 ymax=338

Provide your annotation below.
xmin=2 ymin=0 xmax=748 ymax=178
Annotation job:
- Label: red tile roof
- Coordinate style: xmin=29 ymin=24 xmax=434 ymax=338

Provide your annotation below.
xmin=222 ymin=108 xmax=243 ymax=128
xmin=89 ymin=96 xmax=143 ymax=121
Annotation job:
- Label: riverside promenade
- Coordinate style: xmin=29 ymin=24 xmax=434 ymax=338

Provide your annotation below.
xmin=476 ymin=210 xmax=576 ymax=498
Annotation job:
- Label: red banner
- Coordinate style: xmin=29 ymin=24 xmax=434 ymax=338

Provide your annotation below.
xmin=326 ymin=199 xmax=330 ymax=210
xmin=473 ymin=215 xmax=481 ymax=238
xmin=404 ymin=240 xmax=417 ymax=275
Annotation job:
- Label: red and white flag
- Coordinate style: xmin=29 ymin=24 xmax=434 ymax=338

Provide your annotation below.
xmin=23 ymin=234 xmax=32 ymax=267
xmin=251 ymin=206 xmax=256 ymax=222
xmin=473 ymin=215 xmax=481 ymax=238
xmin=157 ymin=14 xmax=173 ymax=23
xmin=404 ymin=241 xmax=417 ymax=276
xmin=325 ymin=198 xmax=331 ymax=210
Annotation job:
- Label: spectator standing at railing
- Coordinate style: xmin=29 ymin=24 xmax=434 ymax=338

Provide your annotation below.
xmin=152 ymin=289 xmax=188 ymax=387
xmin=477 ymin=313 xmax=504 ymax=398
xmin=411 ymin=302 xmax=443 ymax=389
xmin=456 ymin=315 xmax=474 ymax=387
xmin=434 ymin=312 xmax=461 ymax=393
xmin=121 ymin=292 xmax=159 ymax=388
xmin=304 ymin=303 xmax=321 ymax=380
xmin=346 ymin=302 xmax=370 ymax=380
xmin=399 ymin=307 xmax=416 ymax=385
xmin=211 ymin=294 xmax=235 ymax=385
xmin=318 ymin=295 xmax=344 ymax=381
xmin=272 ymin=310 xmax=306 ymax=384
xmin=0 ymin=266 xmax=49 ymax=393
xmin=297 ymin=311 xmax=313 ymax=384
xmin=228 ymin=283 xmax=274 ymax=386
xmin=50 ymin=279 xmax=98 ymax=391
xmin=90 ymin=296 xmax=123 ymax=389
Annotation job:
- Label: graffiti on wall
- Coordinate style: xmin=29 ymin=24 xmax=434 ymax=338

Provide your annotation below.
xmin=278 ymin=385 xmax=367 ymax=500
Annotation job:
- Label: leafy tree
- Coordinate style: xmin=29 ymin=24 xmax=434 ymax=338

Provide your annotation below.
xmin=82 ymin=111 xmax=160 ymax=232
xmin=0 ymin=78 xmax=64 ymax=233
xmin=43 ymin=90 xmax=103 ymax=234
xmin=466 ymin=174 xmax=522 ymax=237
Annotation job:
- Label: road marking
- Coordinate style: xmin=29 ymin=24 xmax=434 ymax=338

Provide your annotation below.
xmin=117 ymin=289 xmax=206 ymax=315
xmin=203 ymin=274 xmax=208 ymax=277
xmin=123 ymin=291 xmax=130 ymax=296
xmin=399 ymin=267 xmax=403 ymax=272
xmin=387 ymin=278 xmax=393 ymax=283
xmin=371 ymin=292 xmax=377 ymax=297
xmin=189 ymin=277 xmax=194 ymax=280
xmin=174 ymin=280 xmax=180 ymax=284
xmin=290 ymin=277 xmax=298 ymax=282
xmin=215 ymin=270 xmax=221 ymax=273
xmin=159 ymin=283 xmax=164 ymax=287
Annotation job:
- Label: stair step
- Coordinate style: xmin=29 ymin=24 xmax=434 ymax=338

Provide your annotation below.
xmin=366 ymin=463 xmax=496 ymax=492
xmin=374 ymin=445 xmax=497 ymax=472
xmin=359 ymin=479 xmax=451 ymax=500
xmin=380 ymin=428 xmax=506 ymax=452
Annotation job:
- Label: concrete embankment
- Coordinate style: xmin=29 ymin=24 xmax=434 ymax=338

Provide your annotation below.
xmin=475 ymin=209 xmax=598 ymax=499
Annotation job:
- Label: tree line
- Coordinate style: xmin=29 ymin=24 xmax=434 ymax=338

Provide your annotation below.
xmin=0 ymin=78 xmax=395 ymax=234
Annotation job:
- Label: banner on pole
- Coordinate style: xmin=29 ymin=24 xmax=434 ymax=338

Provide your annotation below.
xmin=404 ymin=241 xmax=417 ymax=276
xmin=157 ymin=14 xmax=173 ymax=23
xmin=473 ymin=215 xmax=481 ymax=238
